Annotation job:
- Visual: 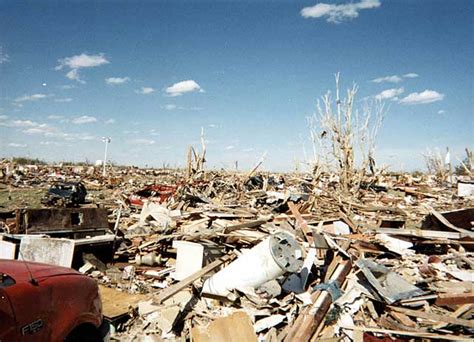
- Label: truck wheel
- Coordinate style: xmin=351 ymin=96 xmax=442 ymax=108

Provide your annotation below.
xmin=65 ymin=323 xmax=101 ymax=342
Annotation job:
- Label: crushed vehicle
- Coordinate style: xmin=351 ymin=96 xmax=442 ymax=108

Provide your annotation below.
xmin=0 ymin=259 xmax=109 ymax=341
xmin=42 ymin=181 xmax=87 ymax=207
xmin=128 ymin=184 xmax=177 ymax=206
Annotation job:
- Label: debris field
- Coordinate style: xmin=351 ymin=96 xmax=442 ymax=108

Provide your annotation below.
xmin=1 ymin=161 xmax=473 ymax=341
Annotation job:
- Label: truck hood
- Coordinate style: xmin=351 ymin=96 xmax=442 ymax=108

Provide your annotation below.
xmin=0 ymin=259 xmax=81 ymax=283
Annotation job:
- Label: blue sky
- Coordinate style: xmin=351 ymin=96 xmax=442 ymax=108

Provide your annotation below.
xmin=0 ymin=0 xmax=472 ymax=171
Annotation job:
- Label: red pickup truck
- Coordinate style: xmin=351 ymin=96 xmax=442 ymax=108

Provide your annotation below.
xmin=0 ymin=259 xmax=110 ymax=341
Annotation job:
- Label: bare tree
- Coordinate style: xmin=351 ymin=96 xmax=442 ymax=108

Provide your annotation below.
xmin=422 ymin=148 xmax=447 ymax=182
xmin=186 ymin=127 xmax=207 ymax=180
xmin=307 ymin=73 xmax=385 ymax=193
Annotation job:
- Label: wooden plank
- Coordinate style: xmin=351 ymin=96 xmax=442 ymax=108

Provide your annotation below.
xmin=341 ymin=326 xmax=470 ymax=341
xmin=389 ymin=306 xmax=474 ymax=328
xmin=338 ymin=211 xmax=359 ymax=233
xmin=223 ymin=219 xmax=268 ymax=234
xmin=429 ymin=207 xmax=474 ymax=238
xmin=287 ymin=201 xmax=311 ymax=243
xmin=433 ymin=304 xmax=473 ymax=330
xmin=436 ymin=292 xmax=474 ymax=306
xmin=395 ymin=187 xmax=439 ymax=199
xmin=284 ymin=256 xmax=352 ymax=341
xmin=155 ymin=254 xmax=234 ymax=304
xmin=373 ymin=228 xmax=461 ymax=240
xmin=389 ymin=311 xmax=417 ymax=328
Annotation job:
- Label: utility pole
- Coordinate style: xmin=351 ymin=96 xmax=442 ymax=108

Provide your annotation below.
xmin=102 ymin=137 xmax=111 ymax=177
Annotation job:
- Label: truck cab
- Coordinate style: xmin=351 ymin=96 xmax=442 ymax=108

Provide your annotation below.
xmin=0 ymin=259 xmax=109 ymax=341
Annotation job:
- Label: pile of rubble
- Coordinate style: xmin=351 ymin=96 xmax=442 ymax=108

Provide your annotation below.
xmin=1 ymin=161 xmax=473 ymax=341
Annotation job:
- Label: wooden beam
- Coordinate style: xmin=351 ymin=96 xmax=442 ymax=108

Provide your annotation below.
xmin=372 ymin=228 xmax=461 ymax=240
xmin=223 ymin=219 xmax=269 ymax=234
xmin=284 ymin=259 xmax=352 ymax=341
xmin=339 ymin=210 xmax=359 ymax=233
xmin=155 ymin=254 xmax=234 ymax=304
xmin=287 ymin=201 xmax=311 ymax=243
xmin=389 ymin=306 xmax=474 ymax=329
xmin=429 ymin=207 xmax=474 ymax=238
xmin=433 ymin=304 xmax=473 ymax=330
xmin=436 ymin=292 xmax=474 ymax=306
xmin=341 ymin=326 xmax=468 ymax=341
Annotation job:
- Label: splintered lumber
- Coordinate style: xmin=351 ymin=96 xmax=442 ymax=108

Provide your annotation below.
xmin=223 ymin=219 xmax=269 ymax=234
xmin=448 ymin=248 xmax=474 ymax=268
xmin=389 ymin=306 xmax=474 ymax=329
xmin=284 ymin=257 xmax=352 ymax=341
xmin=436 ymin=292 xmax=474 ymax=306
xmin=287 ymin=201 xmax=311 ymax=243
xmin=372 ymin=228 xmax=461 ymax=240
xmin=341 ymin=326 xmax=470 ymax=341
xmin=338 ymin=210 xmax=359 ymax=233
xmin=156 ymin=254 xmax=234 ymax=304
xmin=429 ymin=207 xmax=474 ymax=238
xmin=285 ymin=260 xmax=352 ymax=341
xmin=433 ymin=304 xmax=473 ymax=330
xmin=396 ymin=186 xmax=439 ymax=199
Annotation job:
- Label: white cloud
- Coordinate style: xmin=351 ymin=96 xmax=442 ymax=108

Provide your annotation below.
xmin=54 ymin=98 xmax=73 ymax=103
xmin=0 ymin=119 xmax=60 ymax=138
xmin=0 ymin=46 xmax=9 ymax=64
xmin=105 ymin=77 xmax=130 ymax=85
xmin=14 ymin=93 xmax=50 ymax=102
xmin=123 ymin=130 xmax=139 ymax=135
xmin=71 ymin=115 xmax=98 ymax=124
xmin=76 ymin=134 xmax=95 ymax=141
xmin=162 ymin=104 xmax=204 ymax=111
xmin=301 ymin=0 xmax=381 ymax=23
xmin=438 ymin=110 xmax=445 ymax=115
xmin=371 ymin=75 xmax=403 ymax=83
xmin=0 ymin=115 xmax=8 ymax=120
xmin=374 ymin=87 xmax=404 ymax=101
xmin=9 ymin=120 xmax=38 ymax=127
xmin=8 ymin=143 xmax=27 ymax=148
xmin=225 ymin=145 xmax=235 ymax=150
xmin=47 ymin=115 xmax=64 ymax=120
xmin=165 ymin=80 xmax=203 ymax=96
xmin=164 ymin=104 xmax=177 ymax=110
xmin=59 ymin=85 xmax=75 ymax=90
xmin=1 ymin=116 xmax=97 ymax=142
xmin=129 ymin=138 xmax=155 ymax=145
xmin=372 ymin=73 xmax=419 ymax=83
xmin=0 ymin=118 xmax=57 ymax=136
xmin=399 ymin=90 xmax=445 ymax=105
xmin=66 ymin=69 xmax=83 ymax=83
xmin=208 ymin=124 xmax=218 ymax=128
xmin=56 ymin=53 xmax=109 ymax=70
xmin=23 ymin=124 xmax=56 ymax=135
xmin=403 ymin=73 xmax=419 ymax=78
xmin=56 ymin=53 xmax=109 ymax=83
xmin=40 ymin=141 xmax=61 ymax=146
xmin=136 ymin=87 xmax=155 ymax=94
xmin=105 ymin=118 xmax=116 ymax=124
